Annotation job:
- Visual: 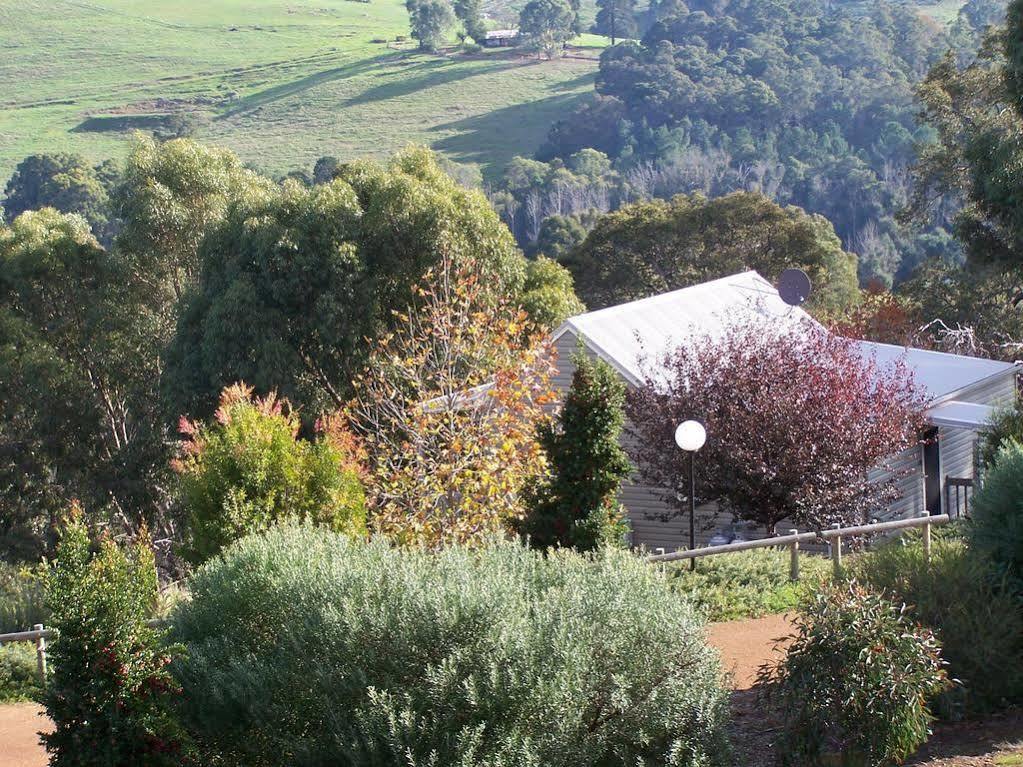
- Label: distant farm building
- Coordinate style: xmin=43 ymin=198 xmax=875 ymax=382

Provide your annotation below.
xmin=483 ymin=29 xmax=519 ymax=47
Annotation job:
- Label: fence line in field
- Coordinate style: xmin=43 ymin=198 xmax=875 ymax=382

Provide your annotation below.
xmin=646 ymin=510 xmax=949 ymax=579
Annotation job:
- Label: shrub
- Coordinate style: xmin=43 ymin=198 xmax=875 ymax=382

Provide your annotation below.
xmin=42 ymin=510 xmax=189 ymax=766
xmin=523 ymin=353 xmax=631 ymax=551
xmin=970 ymin=440 xmax=1023 ymax=597
xmin=0 ymin=642 xmax=42 ymax=702
xmin=0 ymin=562 xmax=47 ymax=633
xmin=759 ymin=582 xmax=950 ymax=767
xmin=668 ymin=549 xmax=831 ymax=622
xmin=462 ymin=40 xmax=482 ymax=53
xmin=172 ymin=526 xmax=731 ymax=766
xmin=174 ymin=383 xmax=367 ymax=564
xmin=855 ymin=530 xmax=1023 ymax=716
xmin=978 ymin=399 xmax=1023 ymax=469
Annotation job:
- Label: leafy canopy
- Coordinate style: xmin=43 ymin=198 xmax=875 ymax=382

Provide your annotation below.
xmin=0 ymin=209 xmax=168 ymax=562
xmin=2 ymin=153 xmax=118 ymax=246
xmin=563 ymin=191 xmax=859 ymax=314
xmin=626 ymin=319 xmax=925 ymax=532
xmin=519 ymin=0 xmax=576 ymax=58
xmin=164 ymin=145 xmax=576 ymax=421
xmin=116 ymin=134 xmax=273 ymax=306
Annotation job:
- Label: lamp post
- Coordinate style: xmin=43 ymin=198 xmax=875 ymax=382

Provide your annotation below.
xmin=675 ymin=420 xmax=706 ymax=571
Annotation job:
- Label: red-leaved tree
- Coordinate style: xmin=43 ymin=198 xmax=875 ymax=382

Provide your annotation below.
xmin=626 ymin=319 xmax=926 ymax=533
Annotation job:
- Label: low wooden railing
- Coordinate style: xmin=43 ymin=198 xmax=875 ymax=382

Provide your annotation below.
xmin=945 ymin=476 xmax=973 ymax=519
xmin=647 ymin=510 xmax=949 ymax=579
xmin=0 ymin=619 xmax=166 ymax=686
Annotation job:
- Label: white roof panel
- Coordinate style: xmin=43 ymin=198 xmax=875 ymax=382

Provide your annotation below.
xmin=557 ymin=270 xmax=1017 ymax=405
xmin=558 ymin=271 xmax=816 ymax=385
xmin=926 ymin=400 xmax=997 ymax=429
xmin=853 ymin=341 xmax=1015 ymax=404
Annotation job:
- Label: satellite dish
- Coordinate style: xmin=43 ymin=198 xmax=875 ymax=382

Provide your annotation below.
xmin=777 ymin=268 xmax=811 ymax=307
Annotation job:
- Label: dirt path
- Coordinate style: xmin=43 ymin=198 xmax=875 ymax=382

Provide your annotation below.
xmin=0 ymin=703 xmax=48 ymax=767
xmin=706 ymin=612 xmax=793 ymax=689
xmin=3 ymin=614 xmax=1019 ymax=767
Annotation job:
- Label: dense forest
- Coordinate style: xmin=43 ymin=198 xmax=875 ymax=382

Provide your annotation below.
xmin=492 ymin=0 xmax=1008 ymax=286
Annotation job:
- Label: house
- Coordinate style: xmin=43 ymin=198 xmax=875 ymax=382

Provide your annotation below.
xmin=483 ymin=29 xmax=519 ymax=47
xmin=551 ymin=271 xmax=1019 ymax=551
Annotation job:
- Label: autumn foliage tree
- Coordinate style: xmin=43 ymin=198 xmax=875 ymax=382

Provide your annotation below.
xmin=627 ymin=320 xmax=925 ymax=533
xmin=174 ymin=383 xmax=367 ymax=564
xmin=347 ymin=257 xmax=556 ymax=547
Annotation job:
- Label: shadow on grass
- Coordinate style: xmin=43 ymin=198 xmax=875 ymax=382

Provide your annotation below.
xmin=341 ymin=57 xmax=518 ymax=108
xmin=548 ymin=71 xmax=597 ymax=92
xmin=430 ymin=91 xmax=592 ymax=174
xmin=218 ymin=54 xmax=396 ymax=118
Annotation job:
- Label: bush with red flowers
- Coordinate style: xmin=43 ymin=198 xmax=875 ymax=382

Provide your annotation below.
xmin=41 ymin=507 xmax=189 ymax=766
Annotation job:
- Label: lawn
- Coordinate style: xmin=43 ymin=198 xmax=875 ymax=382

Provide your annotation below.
xmin=667 ymin=548 xmax=834 ymax=622
xmin=0 ymin=0 xmax=604 ymax=183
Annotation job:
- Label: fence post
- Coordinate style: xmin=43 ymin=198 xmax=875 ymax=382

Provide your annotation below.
xmin=830 ymin=523 xmax=842 ymax=576
xmin=919 ymin=510 xmax=932 ymax=564
xmin=34 ymin=624 xmax=47 ymax=686
xmin=788 ymin=529 xmax=800 ymax=582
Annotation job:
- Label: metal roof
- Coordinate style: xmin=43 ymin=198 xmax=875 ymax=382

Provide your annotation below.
xmin=854 ymin=341 xmax=1015 ymax=405
xmin=554 ymin=270 xmax=1018 ymax=408
xmin=555 ymin=271 xmax=816 ymax=386
xmin=927 ymin=400 xmax=998 ymax=430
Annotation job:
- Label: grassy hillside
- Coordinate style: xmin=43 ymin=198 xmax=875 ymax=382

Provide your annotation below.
xmin=0 ymin=0 xmax=604 ymax=182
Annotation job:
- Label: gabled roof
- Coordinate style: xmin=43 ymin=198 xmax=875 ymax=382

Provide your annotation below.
xmin=554 ymin=271 xmax=815 ymax=386
xmin=554 ymin=270 xmax=1018 ymax=410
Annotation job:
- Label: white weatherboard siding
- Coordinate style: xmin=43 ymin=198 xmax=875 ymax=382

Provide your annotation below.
xmin=550 ymin=270 xmax=1019 ymax=551
xmin=555 ymin=327 xmax=738 ymax=551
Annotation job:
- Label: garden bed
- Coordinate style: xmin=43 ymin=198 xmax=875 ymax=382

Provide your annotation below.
xmin=2 ymin=611 xmax=1019 ymax=767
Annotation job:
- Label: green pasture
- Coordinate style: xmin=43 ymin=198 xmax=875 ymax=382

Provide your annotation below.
xmin=0 ymin=0 xmax=604 ymax=181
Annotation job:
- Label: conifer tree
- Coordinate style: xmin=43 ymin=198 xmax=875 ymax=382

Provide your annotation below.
xmin=522 ymin=353 xmax=632 ymax=550
xmin=592 ymin=0 xmax=637 ymax=44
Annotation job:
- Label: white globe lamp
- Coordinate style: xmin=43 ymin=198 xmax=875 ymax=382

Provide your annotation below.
xmin=674 ymin=420 xmax=706 ymax=452
xmin=675 ymin=419 xmax=706 ymax=570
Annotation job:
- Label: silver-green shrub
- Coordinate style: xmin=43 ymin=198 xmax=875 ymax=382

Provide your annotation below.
xmin=172 ymin=526 xmax=730 ymax=766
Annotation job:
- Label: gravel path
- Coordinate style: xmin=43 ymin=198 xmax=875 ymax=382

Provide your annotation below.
xmin=2 ymin=613 xmax=1018 ymax=767
xmin=0 ymin=702 xmax=48 ymax=767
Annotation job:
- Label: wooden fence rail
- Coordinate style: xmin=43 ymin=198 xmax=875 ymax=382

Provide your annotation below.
xmin=647 ymin=511 xmax=949 ymax=577
xmin=0 ymin=619 xmax=166 ymax=686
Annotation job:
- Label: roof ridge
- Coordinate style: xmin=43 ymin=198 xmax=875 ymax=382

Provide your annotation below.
xmin=565 ymin=270 xmax=766 ymax=326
